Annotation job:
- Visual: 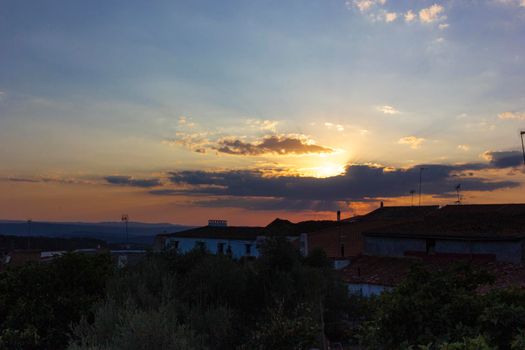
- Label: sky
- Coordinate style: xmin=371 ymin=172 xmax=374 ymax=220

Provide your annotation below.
xmin=1 ymin=0 xmax=525 ymax=226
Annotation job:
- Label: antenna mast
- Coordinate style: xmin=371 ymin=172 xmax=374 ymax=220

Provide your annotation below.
xmin=121 ymin=214 xmax=129 ymax=247
xmin=455 ymin=184 xmax=461 ymax=205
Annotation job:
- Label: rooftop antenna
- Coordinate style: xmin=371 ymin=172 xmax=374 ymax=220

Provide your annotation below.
xmin=455 ymin=184 xmax=461 ymax=205
xmin=121 ymin=214 xmax=129 ymax=248
xmin=418 ymin=167 xmax=426 ymax=207
xmin=520 ymin=130 xmax=525 ymax=165
xmin=409 ymin=190 xmax=415 ymax=206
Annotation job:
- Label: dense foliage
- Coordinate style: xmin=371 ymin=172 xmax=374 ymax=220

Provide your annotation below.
xmin=0 ymin=253 xmax=113 ymax=350
xmin=67 ymin=238 xmax=352 ymax=350
xmin=2 ymin=239 xmax=525 ymax=350
xmin=360 ymin=264 xmax=525 ymax=350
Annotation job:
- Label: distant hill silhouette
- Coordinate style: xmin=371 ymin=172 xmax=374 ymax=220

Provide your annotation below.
xmin=0 ymin=221 xmax=191 ymax=246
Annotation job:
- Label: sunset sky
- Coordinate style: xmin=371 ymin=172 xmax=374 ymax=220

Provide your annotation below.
xmin=1 ymin=0 xmax=525 ymax=225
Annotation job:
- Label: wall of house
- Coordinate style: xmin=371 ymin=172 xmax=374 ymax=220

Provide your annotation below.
xmin=364 ymin=236 xmax=524 ymax=264
xmin=364 ymin=236 xmax=426 ymax=257
xmin=165 ymin=237 xmax=259 ymax=259
xmin=347 ymin=283 xmax=391 ymax=297
xmin=435 ymin=239 xmax=523 ymax=264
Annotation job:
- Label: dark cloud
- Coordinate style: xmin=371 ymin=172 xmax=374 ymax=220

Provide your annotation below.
xmin=484 ymin=151 xmax=524 ymax=168
xmin=215 ymin=135 xmax=333 ymax=155
xmin=105 ymin=176 xmax=161 ymax=188
xmin=165 ymin=162 xmax=520 ymax=202
xmin=194 ymin=198 xmax=343 ymax=212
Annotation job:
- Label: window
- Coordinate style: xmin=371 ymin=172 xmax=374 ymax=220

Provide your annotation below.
xmin=245 ymin=244 xmax=252 ymax=256
xmin=195 ymin=241 xmax=206 ymax=250
xmin=170 ymin=240 xmax=179 ymax=249
xmin=217 ymin=242 xmax=225 ymax=254
xmin=426 ymin=239 xmax=436 ymax=254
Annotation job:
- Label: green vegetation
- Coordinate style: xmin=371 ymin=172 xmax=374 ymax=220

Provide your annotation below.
xmin=360 ymin=264 xmax=525 ymax=350
xmin=0 ymin=253 xmax=113 ymax=350
xmin=1 ymin=240 xmax=525 ymax=349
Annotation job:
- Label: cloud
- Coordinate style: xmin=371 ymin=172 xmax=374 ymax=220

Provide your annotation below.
xmin=498 ymin=111 xmax=525 ymax=120
xmin=385 ymin=12 xmax=397 ymax=22
xmin=377 ymin=105 xmax=400 ymax=114
xmin=398 ymin=136 xmax=425 ymax=149
xmin=178 ymin=116 xmax=196 ymax=128
xmin=324 ymin=122 xmax=345 ymax=131
xmin=0 ymin=176 xmax=94 ymax=185
xmin=215 ymin=135 xmax=334 ymax=156
xmin=457 ymin=144 xmax=470 ymax=152
xmin=438 ymin=23 xmax=449 ymax=30
xmin=247 ymin=119 xmax=279 ymax=132
xmin=350 ymin=0 xmax=376 ymax=12
xmin=419 ymin=4 xmax=445 ymax=23
xmin=494 ymin=0 xmax=525 ymax=7
xmin=161 ymin=162 xmax=519 ymax=204
xmin=163 ymin=132 xmax=210 ymax=154
xmin=104 ymin=176 xmax=161 ymax=188
xmin=482 ymin=151 xmax=524 ymax=168
xmin=404 ymin=10 xmax=416 ymax=22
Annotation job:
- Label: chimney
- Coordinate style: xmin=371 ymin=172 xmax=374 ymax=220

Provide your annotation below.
xmin=337 ymin=210 xmax=341 ymax=222
xmin=380 ymin=201 xmax=384 ymax=208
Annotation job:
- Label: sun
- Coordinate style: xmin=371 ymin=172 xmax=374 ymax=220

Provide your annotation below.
xmin=313 ymin=163 xmax=346 ymax=178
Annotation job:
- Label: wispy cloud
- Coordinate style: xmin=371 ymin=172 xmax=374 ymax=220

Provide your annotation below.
xmin=385 ymin=12 xmax=397 ymax=22
xmin=246 ymin=119 xmax=279 ymax=132
xmin=398 ymin=136 xmax=425 ymax=149
xmin=498 ymin=111 xmax=525 ymax=120
xmin=419 ymin=4 xmax=446 ymax=23
xmin=104 ymin=176 xmax=161 ymax=188
xmin=404 ymin=10 xmax=416 ymax=22
xmin=457 ymin=144 xmax=470 ymax=151
xmin=324 ymin=122 xmax=345 ymax=131
xmin=163 ymin=132 xmax=210 ymax=154
xmin=377 ymin=105 xmax=400 ymax=114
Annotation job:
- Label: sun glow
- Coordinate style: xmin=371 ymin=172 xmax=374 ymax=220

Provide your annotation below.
xmin=310 ymin=163 xmax=346 ymax=178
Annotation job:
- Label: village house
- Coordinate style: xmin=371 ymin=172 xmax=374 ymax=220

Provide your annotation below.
xmin=159 ymin=218 xmax=343 ymax=259
xmin=362 ymin=204 xmax=525 ymax=264
xmin=302 ymin=205 xmax=439 ymax=268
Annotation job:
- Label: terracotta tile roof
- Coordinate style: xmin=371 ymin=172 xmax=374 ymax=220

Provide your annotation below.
xmin=341 ymin=255 xmax=525 ymax=290
xmin=265 ymin=218 xmax=342 ymax=236
xmin=364 ymin=204 xmax=525 ymax=239
xmin=359 ymin=205 xmax=439 ymax=221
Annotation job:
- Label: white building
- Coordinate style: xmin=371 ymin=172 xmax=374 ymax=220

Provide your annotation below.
xmin=164 ymin=220 xmax=267 ymax=259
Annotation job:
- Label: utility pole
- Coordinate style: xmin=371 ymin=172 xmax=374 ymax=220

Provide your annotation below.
xmin=418 ymin=167 xmax=426 ymax=207
xmin=121 ymin=214 xmax=129 ymax=248
xmin=409 ymin=190 xmax=415 ymax=206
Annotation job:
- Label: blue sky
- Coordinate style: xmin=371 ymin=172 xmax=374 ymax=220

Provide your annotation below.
xmin=0 ymin=0 xmax=524 ymax=224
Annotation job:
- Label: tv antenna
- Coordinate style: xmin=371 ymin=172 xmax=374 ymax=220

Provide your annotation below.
xmin=455 ymin=184 xmax=461 ymax=205
xmin=121 ymin=214 xmax=129 ymax=247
